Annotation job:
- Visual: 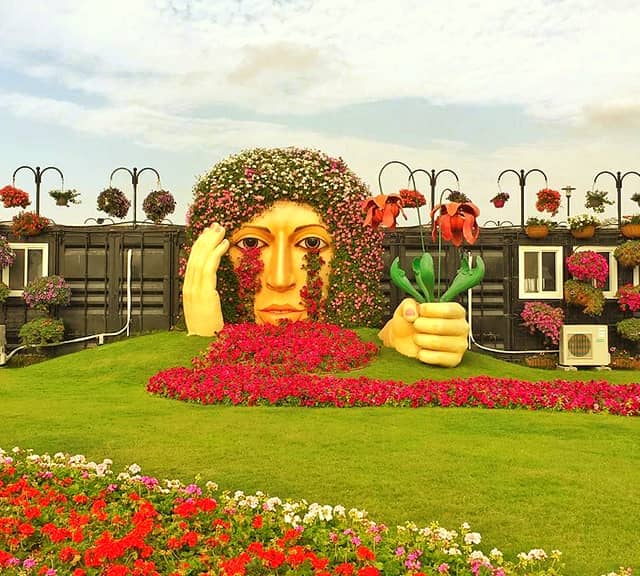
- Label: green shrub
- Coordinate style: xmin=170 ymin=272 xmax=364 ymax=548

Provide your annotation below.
xmin=19 ymin=317 xmax=65 ymax=346
xmin=616 ymin=317 xmax=640 ymax=342
xmin=0 ymin=281 xmax=9 ymax=303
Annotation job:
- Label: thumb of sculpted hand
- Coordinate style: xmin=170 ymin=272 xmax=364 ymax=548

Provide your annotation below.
xmin=378 ymin=298 xmax=421 ymax=358
xmin=183 ymin=223 xmax=229 ymax=336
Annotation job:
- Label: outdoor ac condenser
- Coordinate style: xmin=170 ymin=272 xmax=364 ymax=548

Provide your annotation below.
xmin=559 ymin=325 xmax=610 ymax=367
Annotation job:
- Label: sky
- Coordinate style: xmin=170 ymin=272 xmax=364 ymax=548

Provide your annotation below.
xmin=0 ymin=0 xmax=639 ymax=227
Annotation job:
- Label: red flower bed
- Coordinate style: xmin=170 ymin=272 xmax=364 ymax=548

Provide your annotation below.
xmin=148 ymin=323 xmax=640 ymax=416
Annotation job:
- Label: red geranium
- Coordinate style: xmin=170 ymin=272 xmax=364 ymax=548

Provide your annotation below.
xmin=398 ymin=188 xmax=426 ymax=208
xmin=536 ymin=188 xmax=561 ymax=216
xmin=11 ymin=211 xmax=50 ymax=237
xmin=0 ymin=185 xmax=31 ymax=209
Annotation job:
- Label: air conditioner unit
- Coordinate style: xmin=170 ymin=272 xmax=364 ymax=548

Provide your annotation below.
xmin=559 ymin=325 xmax=610 ymax=367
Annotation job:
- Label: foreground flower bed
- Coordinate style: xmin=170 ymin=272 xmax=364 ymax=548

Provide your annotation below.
xmin=0 ymin=447 xmax=584 ymax=576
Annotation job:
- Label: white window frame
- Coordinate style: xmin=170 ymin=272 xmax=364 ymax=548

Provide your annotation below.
xmin=1 ymin=242 xmax=49 ymax=296
xmin=518 ymin=245 xmax=563 ymax=299
xmin=572 ymin=245 xmax=618 ymax=299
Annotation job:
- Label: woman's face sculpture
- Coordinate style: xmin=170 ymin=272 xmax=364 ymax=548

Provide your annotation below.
xmin=228 ymin=200 xmax=334 ymax=324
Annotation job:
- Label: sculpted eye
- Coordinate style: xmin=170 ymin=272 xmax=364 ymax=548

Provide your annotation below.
xmin=235 ymin=237 xmax=266 ymax=249
xmin=296 ymin=237 xmax=328 ymax=250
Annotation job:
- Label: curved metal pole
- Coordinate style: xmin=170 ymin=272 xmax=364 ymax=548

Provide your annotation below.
xmin=377 ymin=160 xmax=413 ymax=194
xmin=593 ymin=170 xmax=620 ymax=225
xmin=621 ymin=171 xmax=640 ymax=225
xmin=497 ymin=168 xmax=548 ymax=228
xmin=13 ymin=165 xmax=64 ymax=215
xmin=109 ymin=166 xmax=161 ymax=227
xmin=433 ymin=169 xmax=461 ymax=209
xmin=497 ymin=169 xmax=524 ymax=227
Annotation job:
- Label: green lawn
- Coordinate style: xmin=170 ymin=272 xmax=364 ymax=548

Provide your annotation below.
xmin=1 ymin=331 xmax=639 ymax=575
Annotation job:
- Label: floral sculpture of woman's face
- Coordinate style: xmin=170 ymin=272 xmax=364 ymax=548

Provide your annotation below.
xmin=229 ymin=200 xmax=333 ymax=324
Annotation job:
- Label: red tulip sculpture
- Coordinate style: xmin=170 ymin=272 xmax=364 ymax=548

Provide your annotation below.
xmin=430 ymin=199 xmax=480 ymax=247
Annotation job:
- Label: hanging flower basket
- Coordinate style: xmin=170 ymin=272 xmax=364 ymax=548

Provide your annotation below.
xmin=0 ymin=185 xmax=31 ymax=209
xmin=11 ymin=211 xmax=50 ymax=237
xmin=97 ymin=187 xmax=130 ymax=219
xmin=142 ymin=189 xmax=176 ymax=224
xmin=614 ymin=240 xmax=640 ymax=268
xmin=49 ymin=189 xmax=81 ymax=207
xmin=490 ymin=192 xmax=509 ymax=208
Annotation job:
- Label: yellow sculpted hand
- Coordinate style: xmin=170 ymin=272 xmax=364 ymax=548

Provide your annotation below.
xmin=183 ymin=223 xmax=230 ymax=336
xmin=378 ymin=298 xmax=470 ymax=367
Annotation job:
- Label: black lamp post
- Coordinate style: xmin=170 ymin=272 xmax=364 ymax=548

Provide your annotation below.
xmin=12 ymin=165 xmax=64 ymax=215
xmin=497 ymin=168 xmax=548 ymax=227
xmin=592 ymin=170 xmax=640 ymax=225
xmin=109 ymin=166 xmax=161 ymax=228
xmin=562 ymin=185 xmax=575 ymax=220
xmin=408 ymin=168 xmax=460 ymax=212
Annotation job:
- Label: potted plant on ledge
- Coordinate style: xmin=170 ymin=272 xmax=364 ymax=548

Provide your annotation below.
xmin=49 ymin=189 xmax=81 ymax=207
xmin=525 ymin=217 xmax=553 ymax=239
xmin=568 ymin=213 xmax=599 ymax=239
xmin=620 ymin=214 xmax=640 ymax=239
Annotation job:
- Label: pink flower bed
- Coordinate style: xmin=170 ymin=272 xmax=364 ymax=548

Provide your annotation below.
xmin=147 ymin=323 xmax=640 ymax=416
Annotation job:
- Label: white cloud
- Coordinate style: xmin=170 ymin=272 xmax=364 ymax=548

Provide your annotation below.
xmin=0 ymin=0 xmax=639 ymax=120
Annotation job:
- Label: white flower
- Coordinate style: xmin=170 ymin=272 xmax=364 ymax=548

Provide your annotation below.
xmin=445 ymin=547 xmax=461 ymax=556
xmin=128 ymin=463 xmax=141 ymax=475
xmin=464 ymin=532 xmax=482 ymax=545
xmin=490 ymin=548 xmax=503 ymax=558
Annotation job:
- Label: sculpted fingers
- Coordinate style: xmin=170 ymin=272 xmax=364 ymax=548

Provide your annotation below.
xmin=417 ymin=348 xmax=465 ymax=368
xmin=413 ymin=316 xmax=469 ymax=337
xmin=413 ymin=333 xmax=468 ymax=354
xmin=418 ymin=302 xmax=466 ymax=319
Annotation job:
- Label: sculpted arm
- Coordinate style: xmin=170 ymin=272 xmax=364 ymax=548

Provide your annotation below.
xmin=183 ymin=223 xmax=230 ymax=336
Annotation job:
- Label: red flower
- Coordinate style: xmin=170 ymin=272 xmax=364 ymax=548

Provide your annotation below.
xmin=356 ymin=545 xmax=375 ymax=561
xmin=0 ymin=185 xmax=30 ymax=208
xmin=430 ymin=201 xmax=480 ymax=246
xmin=398 ymin=188 xmax=426 ymax=208
xmin=357 ymin=567 xmax=380 ymax=576
xmin=535 ymin=188 xmax=561 ymax=216
xmin=252 ymin=515 xmax=263 ymax=529
xmin=362 ymin=194 xmax=405 ymax=229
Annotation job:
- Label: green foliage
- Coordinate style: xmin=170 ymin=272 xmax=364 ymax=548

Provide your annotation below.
xmin=0 ymin=281 xmax=9 ymax=303
xmin=18 ymin=317 xmax=65 ymax=346
xmin=563 ymin=279 xmax=605 ymax=316
xmin=585 ymin=189 xmax=613 ymax=213
xmin=614 ymin=240 xmax=640 ymax=268
xmin=616 ymin=317 xmax=640 ymax=342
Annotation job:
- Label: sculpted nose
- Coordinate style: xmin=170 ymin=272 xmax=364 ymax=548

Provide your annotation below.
xmin=265 ymin=236 xmax=295 ymax=291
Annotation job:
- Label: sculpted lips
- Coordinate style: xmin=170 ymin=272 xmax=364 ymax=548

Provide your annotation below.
xmin=260 ymin=305 xmax=304 ymax=315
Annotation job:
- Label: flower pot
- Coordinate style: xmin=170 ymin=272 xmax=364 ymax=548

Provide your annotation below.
xmin=571 ymin=225 xmax=596 ymax=239
xmin=56 ymin=197 xmax=69 ymax=206
xmin=492 ymin=199 xmax=506 ymax=208
xmin=524 ymin=354 xmax=557 ymax=369
xmin=621 ymin=224 xmax=640 ymax=239
xmin=525 ymin=225 xmax=549 ymax=239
